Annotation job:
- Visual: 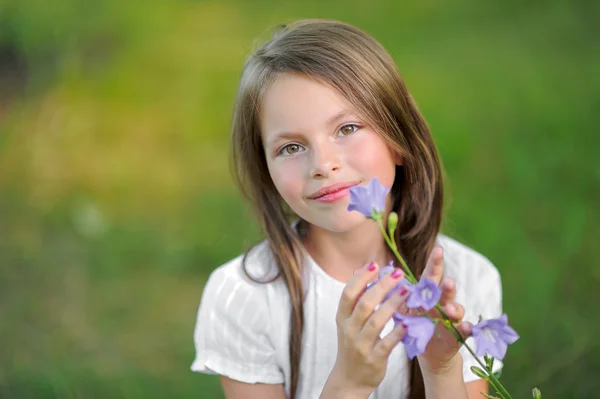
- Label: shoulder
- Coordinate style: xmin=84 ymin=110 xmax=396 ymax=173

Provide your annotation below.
xmin=199 ymin=240 xmax=289 ymax=316
xmin=204 ymin=240 xmax=279 ymax=293
xmin=436 ymin=234 xmax=501 ymax=285
xmin=192 ymin=240 xmax=288 ymax=384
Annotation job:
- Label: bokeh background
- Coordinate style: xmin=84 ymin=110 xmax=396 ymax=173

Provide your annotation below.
xmin=1 ymin=1 xmax=598 ymax=398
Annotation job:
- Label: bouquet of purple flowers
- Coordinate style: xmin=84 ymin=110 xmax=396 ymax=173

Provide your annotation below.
xmin=348 ymin=178 xmax=540 ymax=399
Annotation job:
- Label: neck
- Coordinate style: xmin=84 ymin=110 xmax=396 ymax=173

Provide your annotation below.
xmin=303 ymin=219 xmax=394 ymax=284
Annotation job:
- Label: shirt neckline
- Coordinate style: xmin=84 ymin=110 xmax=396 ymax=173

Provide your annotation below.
xmin=303 ymin=249 xmax=348 ymax=291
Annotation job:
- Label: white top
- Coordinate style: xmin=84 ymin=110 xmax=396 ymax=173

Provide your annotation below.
xmin=191 ymin=234 xmax=503 ymax=399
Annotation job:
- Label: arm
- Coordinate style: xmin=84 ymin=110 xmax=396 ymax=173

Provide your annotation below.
xmin=466 ymin=379 xmax=488 ymax=399
xmin=421 ymin=356 xmax=468 ymax=399
xmin=421 ymin=357 xmax=489 ymax=399
xmin=421 ymin=354 xmax=489 ymax=399
xmin=219 ymin=377 xmax=286 ymax=399
xmin=319 ymin=369 xmax=374 ymax=399
xmin=414 ymin=248 xmax=487 ymax=399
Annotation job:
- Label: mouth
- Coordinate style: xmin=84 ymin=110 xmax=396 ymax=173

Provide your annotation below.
xmin=308 ymin=181 xmax=360 ymax=202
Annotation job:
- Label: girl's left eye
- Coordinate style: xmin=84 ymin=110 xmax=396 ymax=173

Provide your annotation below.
xmin=337 ymin=124 xmax=359 ymax=136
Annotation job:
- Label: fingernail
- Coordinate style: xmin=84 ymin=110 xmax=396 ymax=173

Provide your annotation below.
xmin=391 ymin=269 xmax=403 ymax=279
xmin=367 ymin=262 xmax=377 ymax=271
xmin=402 ymin=323 xmax=408 ymax=329
xmin=398 ymin=287 xmax=409 ymax=296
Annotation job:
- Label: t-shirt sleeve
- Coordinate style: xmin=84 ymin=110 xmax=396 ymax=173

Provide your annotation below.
xmin=459 ymin=257 xmax=504 ymax=383
xmin=190 ymin=266 xmax=284 ymax=384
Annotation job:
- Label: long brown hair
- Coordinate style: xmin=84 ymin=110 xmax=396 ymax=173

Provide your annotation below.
xmin=230 ymin=19 xmax=443 ymax=399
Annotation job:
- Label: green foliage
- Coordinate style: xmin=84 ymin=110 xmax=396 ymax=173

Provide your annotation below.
xmin=1 ymin=1 xmax=599 ymax=397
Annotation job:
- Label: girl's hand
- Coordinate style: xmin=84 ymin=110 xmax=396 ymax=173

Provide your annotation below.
xmin=325 ymin=261 xmax=410 ymax=398
xmin=414 ymin=247 xmax=473 ymax=375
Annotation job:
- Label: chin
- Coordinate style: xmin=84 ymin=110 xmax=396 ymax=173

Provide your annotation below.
xmin=304 ymin=210 xmax=369 ymax=233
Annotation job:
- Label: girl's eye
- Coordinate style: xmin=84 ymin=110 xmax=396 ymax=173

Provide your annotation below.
xmin=337 ymin=124 xmax=359 ymax=136
xmin=279 ymin=143 xmax=304 ymax=156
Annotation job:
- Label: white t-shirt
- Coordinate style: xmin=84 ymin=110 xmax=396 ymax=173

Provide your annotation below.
xmin=191 ymin=234 xmax=503 ymax=398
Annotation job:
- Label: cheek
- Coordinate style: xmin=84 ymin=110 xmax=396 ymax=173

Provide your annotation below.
xmin=267 ymin=159 xmax=305 ymax=203
xmin=346 ymin=134 xmax=397 ymax=180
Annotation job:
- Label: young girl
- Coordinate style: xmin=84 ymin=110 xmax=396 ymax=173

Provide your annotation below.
xmin=191 ymin=19 xmax=503 ymax=399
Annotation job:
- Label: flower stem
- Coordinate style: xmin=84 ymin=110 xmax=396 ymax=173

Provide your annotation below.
xmin=443 ymin=311 xmax=512 ymax=399
xmin=376 ymin=217 xmax=512 ymax=399
xmin=375 ymin=216 xmax=417 ymax=283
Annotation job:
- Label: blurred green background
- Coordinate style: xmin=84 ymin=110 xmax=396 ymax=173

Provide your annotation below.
xmin=1 ymin=0 xmax=598 ymax=397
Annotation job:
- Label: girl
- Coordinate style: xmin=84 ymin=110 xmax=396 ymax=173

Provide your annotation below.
xmin=191 ymin=19 xmax=503 ymax=399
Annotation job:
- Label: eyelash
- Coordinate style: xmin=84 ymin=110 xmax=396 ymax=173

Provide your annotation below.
xmin=336 ymin=123 xmax=359 ymax=137
xmin=277 ymin=123 xmax=360 ymax=156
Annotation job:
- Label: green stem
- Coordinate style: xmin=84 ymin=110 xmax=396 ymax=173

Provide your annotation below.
xmin=375 ymin=216 xmax=417 ymax=283
xmin=376 ymin=217 xmax=512 ymax=399
xmin=485 ymin=375 xmax=505 ymax=399
xmin=446 ymin=317 xmax=511 ymax=399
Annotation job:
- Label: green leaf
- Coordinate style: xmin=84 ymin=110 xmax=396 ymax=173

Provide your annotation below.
xmin=479 ymin=393 xmax=501 ymax=399
xmin=470 ymin=366 xmax=489 ymax=380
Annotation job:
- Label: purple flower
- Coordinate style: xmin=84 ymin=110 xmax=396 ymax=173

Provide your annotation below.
xmin=406 ymin=277 xmax=441 ymax=311
xmin=378 ymin=260 xmax=396 ymax=279
xmin=393 ymin=313 xmax=436 ymax=359
xmin=366 ymin=261 xmax=394 ymax=291
xmin=383 ymin=277 xmax=413 ymax=301
xmin=471 ymin=314 xmax=519 ymax=360
xmin=347 ymin=177 xmax=390 ymax=218
xmin=365 ymin=261 xmax=413 ymax=301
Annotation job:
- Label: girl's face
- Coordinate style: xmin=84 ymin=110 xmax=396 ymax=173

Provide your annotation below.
xmin=260 ymin=73 xmax=401 ymax=233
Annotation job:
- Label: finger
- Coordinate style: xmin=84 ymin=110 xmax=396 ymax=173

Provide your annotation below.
xmin=454 ymin=321 xmax=473 ymax=340
xmin=442 ymin=302 xmax=465 ymax=323
xmin=357 ymin=285 xmax=411 ymax=345
xmin=373 ymin=322 xmax=407 ymax=358
xmin=395 ymin=290 xmax=410 ymax=316
xmin=349 ymin=268 xmax=405 ymax=326
xmin=337 ymin=261 xmax=380 ymax=322
xmin=438 ymin=276 xmax=456 ymax=307
xmin=422 ymin=246 xmax=444 ymax=285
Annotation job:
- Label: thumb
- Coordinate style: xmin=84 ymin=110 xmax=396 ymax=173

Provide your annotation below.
xmin=455 ymin=321 xmax=473 ymax=340
xmin=421 ymin=246 xmax=444 ymax=285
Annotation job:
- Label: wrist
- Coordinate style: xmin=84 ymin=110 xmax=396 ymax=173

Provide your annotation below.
xmin=419 ymin=355 xmax=468 ymax=399
xmin=320 ymin=368 xmax=373 ymax=399
xmin=420 ymin=353 xmax=463 ymax=377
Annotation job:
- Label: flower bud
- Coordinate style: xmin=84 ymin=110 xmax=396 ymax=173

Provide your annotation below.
xmin=470 ymin=366 xmax=489 ymax=380
xmin=484 ymin=354 xmax=495 ymax=372
xmin=532 ymin=388 xmax=542 ymax=399
xmin=387 ymin=211 xmax=398 ymax=234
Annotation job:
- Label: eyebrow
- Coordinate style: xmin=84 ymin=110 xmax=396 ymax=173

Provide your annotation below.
xmin=326 ymin=110 xmax=357 ymax=127
xmin=265 ymin=110 xmax=358 ymax=148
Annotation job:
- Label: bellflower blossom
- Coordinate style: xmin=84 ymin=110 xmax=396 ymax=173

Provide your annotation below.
xmin=347 ymin=177 xmax=526 ymax=398
xmin=365 ymin=261 xmax=413 ymax=301
xmin=393 ymin=312 xmax=436 ymax=359
xmin=406 ymin=277 xmax=442 ymax=311
xmin=347 ymin=177 xmax=390 ymax=218
xmin=472 ymin=314 xmax=520 ymax=360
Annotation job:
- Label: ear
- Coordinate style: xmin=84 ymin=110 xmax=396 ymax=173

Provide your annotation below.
xmin=393 ymin=151 xmax=403 ymax=166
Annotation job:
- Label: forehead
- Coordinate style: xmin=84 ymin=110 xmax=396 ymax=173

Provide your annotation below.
xmin=260 ymin=73 xmax=356 ymax=137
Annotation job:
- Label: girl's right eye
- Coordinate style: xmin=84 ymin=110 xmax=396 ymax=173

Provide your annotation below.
xmin=278 ymin=143 xmax=305 ymax=156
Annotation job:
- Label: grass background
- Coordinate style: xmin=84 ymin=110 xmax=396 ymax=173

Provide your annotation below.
xmin=1 ymin=0 xmax=599 ymax=397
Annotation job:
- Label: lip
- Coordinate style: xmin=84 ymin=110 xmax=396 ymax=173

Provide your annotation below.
xmin=308 ymin=181 xmax=360 ymax=200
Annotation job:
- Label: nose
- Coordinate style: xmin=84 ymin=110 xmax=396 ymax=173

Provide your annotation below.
xmin=310 ymin=141 xmax=341 ymax=179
